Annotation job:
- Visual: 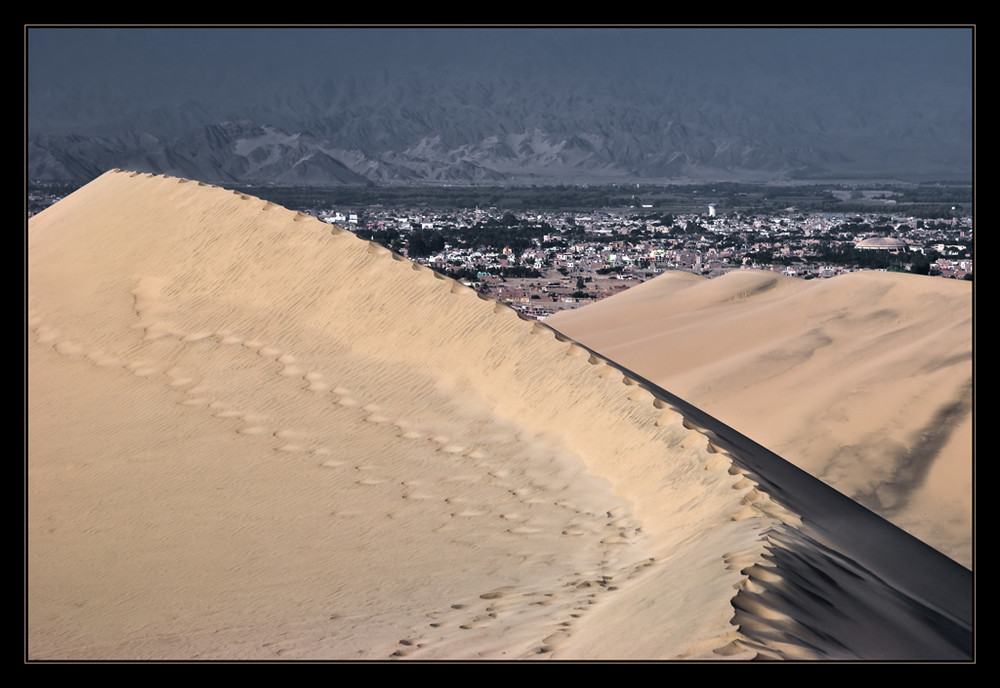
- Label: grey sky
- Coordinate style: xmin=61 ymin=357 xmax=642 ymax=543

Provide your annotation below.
xmin=25 ymin=26 xmax=974 ymax=181
xmin=27 ymin=26 xmax=972 ymax=106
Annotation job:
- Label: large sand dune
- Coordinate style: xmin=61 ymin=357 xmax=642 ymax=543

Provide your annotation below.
xmin=547 ymin=265 xmax=973 ymax=569
xmin=27 ymin=171 xmax=972 ymax=661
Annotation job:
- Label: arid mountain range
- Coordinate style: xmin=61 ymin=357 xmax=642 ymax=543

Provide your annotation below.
xmin=27 ymin=28 xmax=973 ymax=187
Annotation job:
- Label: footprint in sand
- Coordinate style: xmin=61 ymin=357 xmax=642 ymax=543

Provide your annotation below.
xmin=238 ymin=425 xmax=270 ymax=436
xmin=217 ymin=332 xmax=244 ymax=345
xmin=88 ymin=350 xmax=123 ymax=368
xmin=128 ymin=361 xmax=162 ymax=378
xmin=303 ymin=371 xmax=329 ymax=393
xmin=51 ymin=337 xmax=86 ymax=356
xmin=257 ymin=345 xmax=282 ymax=359
xmin=276 ymin=354 xmax=304 ymax=377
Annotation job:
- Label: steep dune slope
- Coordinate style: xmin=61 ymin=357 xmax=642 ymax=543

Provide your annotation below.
xmin=27 ymin=171 xmax=971 ymax=660
xmin=549 ymin=268 xmax=973 ymax=568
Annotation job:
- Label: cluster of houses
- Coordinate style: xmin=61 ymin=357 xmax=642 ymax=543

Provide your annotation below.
xmin=318 ymin=206 xmax=972 ymax=318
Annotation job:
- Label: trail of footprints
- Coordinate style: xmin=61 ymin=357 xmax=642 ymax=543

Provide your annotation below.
xmin=28 ymin=270 xmax=775 ymax=660
xmin=31 ymin=294 xmax=667 ymax=656
xmin=388 ymin=535 xmax=661 ymax=659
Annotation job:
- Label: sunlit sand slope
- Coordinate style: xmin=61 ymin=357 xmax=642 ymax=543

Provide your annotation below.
xmin=549 ymin=267 xmax=973 ymax=569
xmin=27 ymin=171 xmax=972 ymax=660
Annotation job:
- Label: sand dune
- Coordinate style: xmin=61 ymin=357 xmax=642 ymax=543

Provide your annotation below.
xmin=547 ymin=266 xmax=973 ymax=569
xmin=27 ymin=171 xmax=972 ymax=661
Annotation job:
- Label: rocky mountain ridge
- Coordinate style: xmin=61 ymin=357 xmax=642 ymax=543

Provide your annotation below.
xmin=28 ymin=67 xmax=972 ymax=187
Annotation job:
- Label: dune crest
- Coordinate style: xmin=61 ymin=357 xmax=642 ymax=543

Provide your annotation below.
xmin=28 ymin=171 xmax=971 ymax=660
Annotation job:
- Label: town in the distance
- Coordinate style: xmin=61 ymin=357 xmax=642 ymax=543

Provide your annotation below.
xmin=29 ymin=179 xmax=973 ymax=321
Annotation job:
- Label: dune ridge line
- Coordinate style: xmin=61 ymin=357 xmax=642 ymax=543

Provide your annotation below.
xmin=27 ymin=170 xmax=971 ymax=660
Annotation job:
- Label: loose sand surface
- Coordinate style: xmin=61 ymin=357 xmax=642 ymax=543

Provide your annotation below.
xmin=27 ymin=171 xmax=973 ymax=660
xmin=548 ymin=267 xmax=973 ymax=568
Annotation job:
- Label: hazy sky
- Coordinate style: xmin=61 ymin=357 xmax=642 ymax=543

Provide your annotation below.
xmin=25 ymin=26 xmax=974 ymax=181
xmin=27 ymin=26 xmax=973 ymax=109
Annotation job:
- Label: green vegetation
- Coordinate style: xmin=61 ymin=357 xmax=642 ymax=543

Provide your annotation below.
xmin=225 ymin=180 xmax=972 ymax=219
xmin=28 ymin=179 xmax=973 ymax=220
xmin=811 ymin=244 xmax=940 ymax=272
xmin=232 ymin=184 xmax=630 ymax=212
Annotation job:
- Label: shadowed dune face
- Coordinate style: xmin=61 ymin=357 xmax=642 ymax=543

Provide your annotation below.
xmin=27 ymin=171 xmax=972 ymax=661
xmin=548 ymin=266 xmax=973 ymax=569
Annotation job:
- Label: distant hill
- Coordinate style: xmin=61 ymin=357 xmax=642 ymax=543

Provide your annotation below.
xmin=27 ymin=29 xmax=972 ymax=187
xmin=28 ymin=74 xmax=971 ymax=186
